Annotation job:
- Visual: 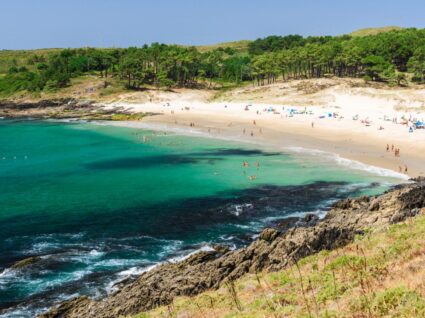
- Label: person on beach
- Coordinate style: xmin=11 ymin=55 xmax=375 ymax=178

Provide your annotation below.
xmin=391 ymin=144 xmax=394 ymax=151
xmin=404 ymin=165 xmax=408 ymax=174
xmin=311 ymin=122 xmax=314 ymax=128
xmin=253 ymin=120 xmax=256 ymax=126
xmin=251 ymin=131 xmax=254 ymax=137
xmin=386 ymin=144 xmax=389 ymax=152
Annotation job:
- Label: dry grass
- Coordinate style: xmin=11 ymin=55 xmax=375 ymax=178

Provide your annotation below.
xmin=193 ymin=40 xmax=251 ymax=53
xmin=350 ymin=26 xmax=403 ymax=37
xmin=133 ymin=209 xmax=425 ymax=318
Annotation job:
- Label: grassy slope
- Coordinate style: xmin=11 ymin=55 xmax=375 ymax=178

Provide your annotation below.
xmin=350 ymin=26 xmax=403 ymax=37
xmin=0 ymin=48 xmax=61 ymax=73
xmin=194 ymin=40 xmax=251 ymax=53
xmin=134 ymin=210 xmax=425 ymax=318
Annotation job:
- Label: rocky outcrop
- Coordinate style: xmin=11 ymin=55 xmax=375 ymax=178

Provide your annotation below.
xmin=40 ymin=180 xmax=425 ymax=318
xmin=0 ymin=98 xmax=92 ymax=111
xmin=0 ymin=98 xmax=96 ymax=119
xmin=0 ymin=98 xmax=151 ymax=120
xmin=10 ymin=256 xmax=42 ymax=269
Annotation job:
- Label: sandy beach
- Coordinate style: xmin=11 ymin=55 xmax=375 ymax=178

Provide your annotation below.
xmin=100 ymin=79 xmax=425 ymax=178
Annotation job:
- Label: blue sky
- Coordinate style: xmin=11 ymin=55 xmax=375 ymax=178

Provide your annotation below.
xmin=0 ymin=0 xmax=424 ymax=49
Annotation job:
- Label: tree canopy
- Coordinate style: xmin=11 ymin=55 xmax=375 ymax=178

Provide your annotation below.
xmin=1 ymin=28 xmax=425 ymax=96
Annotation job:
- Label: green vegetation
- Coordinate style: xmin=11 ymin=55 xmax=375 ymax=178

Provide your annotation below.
xmin=134 ymin=212 xmax=425 ymax=317
xmin=2 ymin=28 xmax=425 ymax=99
xmin=109 ymin=113 xmax=146 ymax=121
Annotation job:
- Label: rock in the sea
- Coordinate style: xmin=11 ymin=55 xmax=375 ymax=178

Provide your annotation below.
xmin=11 ymin=256 xmax=42 ymax=269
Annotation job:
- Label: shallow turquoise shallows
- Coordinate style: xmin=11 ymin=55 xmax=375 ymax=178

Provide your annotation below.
xmin=0 ymin=119 xmax=401 ymax=317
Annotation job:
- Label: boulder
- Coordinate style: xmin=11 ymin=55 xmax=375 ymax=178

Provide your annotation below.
xmin=259 ymin=228 xmax=278 ymax=242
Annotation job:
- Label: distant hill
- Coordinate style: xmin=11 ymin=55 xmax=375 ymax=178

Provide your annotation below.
xmin=194 ymin=40 xmax=251 ymax=53
xmin=350 ymin=26 xmax=403 ymax=37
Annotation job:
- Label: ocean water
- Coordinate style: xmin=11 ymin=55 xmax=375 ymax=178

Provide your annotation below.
xmin=0 ymin=119 xmax=404 ymax=317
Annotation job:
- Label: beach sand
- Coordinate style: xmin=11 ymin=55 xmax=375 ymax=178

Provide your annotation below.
xmin=100 ymin=79 xmax=425 ymax=178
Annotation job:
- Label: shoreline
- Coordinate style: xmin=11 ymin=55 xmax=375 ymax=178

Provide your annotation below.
xmin=2 ymin=78 xmax=424 ymax=178
xmin=91 ymin=118 xmax=410 ymax=181
xmin=98 ymin=99 xmax=425 ymax=178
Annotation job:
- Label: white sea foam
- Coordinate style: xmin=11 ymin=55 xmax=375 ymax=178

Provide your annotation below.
xmin=168 ymin=245 xmax=216 ymax=263
xmin=219 ymin=235 xmax=235 ymax=241
xmin=229 ymin=203 xmax=254 ymax=216
xmin=286 ymin=146 xmax=409 ymax=180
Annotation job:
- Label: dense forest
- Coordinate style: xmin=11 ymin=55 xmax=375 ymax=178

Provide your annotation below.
xmin=1 ymin=28 xmax=425 ymax=96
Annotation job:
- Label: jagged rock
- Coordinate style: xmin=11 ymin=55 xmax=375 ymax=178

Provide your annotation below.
xmin=302 ymin=213 xmax=319 ymax=226
xmin=39 ymin=180 xmax=425 ymax=318
xmin=368 ymin=198 xmax=380 ymax=211
xmin=212 ymin=244 xmax=231 ymax=255
xmin=332 ymin=198 xmax=352 ymax=209
xmin=40 ymin=297 xmax=91 ymax=318
xmin=259 ymin=228 xmax=278 ymax=242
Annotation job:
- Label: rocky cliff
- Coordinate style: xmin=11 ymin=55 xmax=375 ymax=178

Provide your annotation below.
xmin=40 ymin=178 xmax=425 ymax=318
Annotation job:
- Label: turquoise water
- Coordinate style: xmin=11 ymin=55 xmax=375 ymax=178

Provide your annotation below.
xmin=0 ymin=119 xmax=401 ymax=317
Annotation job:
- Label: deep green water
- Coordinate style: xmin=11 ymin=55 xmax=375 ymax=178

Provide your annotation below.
xmin=0 ymin=119 xmax=403 ymax=317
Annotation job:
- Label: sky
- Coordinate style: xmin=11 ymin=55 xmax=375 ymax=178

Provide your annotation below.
xmin=1 ymin=0 xmax=424 ymax=50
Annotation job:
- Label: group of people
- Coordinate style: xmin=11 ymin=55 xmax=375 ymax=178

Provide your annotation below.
xmin=399 ymin=165 xmax=408 ymax=174
xmin=242 ymin=160 xmax=260 ymax=181
xmin=386 ymin=144 xmax=401 ymax=157
xmin=241 ymin=120 xmax=263 ymax=137
xmin=386 ymin=144 xmax=409 ymax=174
